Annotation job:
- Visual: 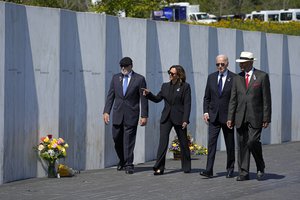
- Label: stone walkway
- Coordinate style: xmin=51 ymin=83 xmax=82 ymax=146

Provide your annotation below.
xmin=0 ymin=142 xmax=299 ymax=200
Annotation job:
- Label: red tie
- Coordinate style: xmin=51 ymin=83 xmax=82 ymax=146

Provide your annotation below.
xmin=245 ymin=73 xmax=250 ymax=88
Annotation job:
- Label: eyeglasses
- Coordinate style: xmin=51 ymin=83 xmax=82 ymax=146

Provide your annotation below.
xmin=120 ymin=65 xmax=130 ymax=68
xmin=168 ymin=70 xmax=176 ymax=76
xmin=216 ymin=63 xmax=226 ymax=67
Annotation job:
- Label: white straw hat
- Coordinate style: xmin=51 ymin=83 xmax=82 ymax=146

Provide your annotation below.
xmin=236 ymin=51 xmax=257 ymax=63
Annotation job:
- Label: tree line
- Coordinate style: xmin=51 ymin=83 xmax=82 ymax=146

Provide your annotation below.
xmin=3 ymin=0 xmax=300 ymax=18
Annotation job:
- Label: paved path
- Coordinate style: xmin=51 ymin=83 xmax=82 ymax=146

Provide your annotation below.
xmin=0 ymin=142 xmax=300 ymax=200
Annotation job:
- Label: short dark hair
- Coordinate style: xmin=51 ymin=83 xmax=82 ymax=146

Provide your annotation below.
xmin=119 ymin=57 xmax=133 ymax=66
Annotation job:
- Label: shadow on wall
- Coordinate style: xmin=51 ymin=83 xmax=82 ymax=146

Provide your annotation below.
xmin=145 ymin=20 xmax=163 ymax=161
xmin=235 ymin=30 xmax=244 ymax=73
xmin=260 ymin=32 xmax=271 ymax=144
xmin=208 ymin=27 xmax=219 ymax=74
xmin=104 ymin=15 xmax=123 ymax=167
xmin=281 ymin=35 xmax=292 ymax=142
xmin=59 ymin=10 xmax=87 ymax=171
xmin=208 ymin=27 xmax=220 ymax=148
xmin=4 ymin=3 xmax=39 ymax=182
xmin=179 ymin=24 xmax=196 ymax=141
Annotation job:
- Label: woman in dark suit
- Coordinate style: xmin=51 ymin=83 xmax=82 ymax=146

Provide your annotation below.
xmin=142 ymin=65 xmax=191 ymax=175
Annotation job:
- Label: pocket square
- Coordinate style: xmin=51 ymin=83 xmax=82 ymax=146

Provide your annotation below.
xmin=252 ymin=82 xmax=261 ymax=88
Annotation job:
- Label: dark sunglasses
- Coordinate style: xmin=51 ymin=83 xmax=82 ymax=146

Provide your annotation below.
xmin=168 ymin=70 xmax=176 ymax=76
xmin=216 ymin=63 xmax=225 ymax=67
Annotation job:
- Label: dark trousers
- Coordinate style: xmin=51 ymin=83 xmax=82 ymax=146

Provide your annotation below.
xmin=237 ymin=122 xmax=265 ymax=176
xmin=206 ymin=121 xmax=235 ymax=173
xmin=153 ymin=118 xmax=191 ymax=172
xmin=112 ymin=123 xmax=137 ymax=167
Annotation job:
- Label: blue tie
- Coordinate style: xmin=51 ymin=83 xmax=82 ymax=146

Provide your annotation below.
xmin=218 ymin=74 xmax=223 ymax=95
xmin=123 ymin=75 xmax=128 ymax=96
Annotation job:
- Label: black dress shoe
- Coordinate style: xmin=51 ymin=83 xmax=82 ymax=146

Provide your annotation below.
xmin=117 ymin=164 xmax=124 ymax=171
xmin=200 ymin=171 xmax=213 ymax=178
xmin=236 ymin=175 xmax=249 ymax=181
xmin=117 ymin=162 xmax=124 ymax=171
xmin=153 ymin=169 xmax=164 ymax=175
xmin=226 ymin=170 xmax=234 ymax=178
xmin=125 ymin=167 xmax=134 ymax=174
xmin=257 ymin=171 xmax=265 ymax=180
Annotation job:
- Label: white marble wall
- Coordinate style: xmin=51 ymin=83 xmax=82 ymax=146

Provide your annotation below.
xmin=286 ymin=36 xmax=300 ymax=141
xmin=0 ymin=1 xmax=299 ymax=184
xmin=0 ymin=2 xmax=5 ymax=184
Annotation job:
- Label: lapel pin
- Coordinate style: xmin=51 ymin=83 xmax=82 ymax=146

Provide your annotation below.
xmin=177 ymin=88 xmax=180 ymax=92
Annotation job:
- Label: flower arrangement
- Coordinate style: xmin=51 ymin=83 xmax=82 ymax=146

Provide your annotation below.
xmin=35 ymin=134 xmax=69 ymax=163
xmin=169 ymin=134 xmax=208 ymax=155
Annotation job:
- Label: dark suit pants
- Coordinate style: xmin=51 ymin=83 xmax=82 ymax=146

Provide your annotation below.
xmin=153 ymin=119 xmax=191 ymax=172
xmin=206 ymin=121 xmax=235 ymax=174
xmin=112 ymin=123 xmax=137 ymax=167
xmin=237 ymin=123 xmax=265 ymax=176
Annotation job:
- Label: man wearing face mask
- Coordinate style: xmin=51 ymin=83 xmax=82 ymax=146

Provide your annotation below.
xmin=103 ymin=57 xmax=148 ymax=174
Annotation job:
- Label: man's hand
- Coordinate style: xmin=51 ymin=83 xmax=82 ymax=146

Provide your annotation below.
xmin=203 ymin=113 xmax=209 ymax=124
xmin=139 ymin=117 xmax=147 ymax=126
xmin=182 ymin=122 xmax=188 ymax=129
xmin=227 ymin=120 xmax=234 ymax=129
xmin=262 ymin=122 xmax=269 ymax=128
xmin=103 ymin=113 xmax=110 ymax=125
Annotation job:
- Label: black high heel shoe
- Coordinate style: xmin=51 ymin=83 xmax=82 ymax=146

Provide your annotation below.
xmin=153 ymin=169 xmax=164 ymax=175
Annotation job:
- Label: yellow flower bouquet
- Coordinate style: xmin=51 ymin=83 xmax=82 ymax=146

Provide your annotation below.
xmin=169 ymin=134 xmax=208 ymax=156
xmin=35 ymin=134 xmax=69 ymax=161
xmin=34 ymin=134 xmax=69 ymax=177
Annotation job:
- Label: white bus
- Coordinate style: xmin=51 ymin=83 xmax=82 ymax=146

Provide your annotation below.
xmin=279 ymin=9 xmax=300 ymax=22
xmin=251 ymin=10 xmax=280 ymax=22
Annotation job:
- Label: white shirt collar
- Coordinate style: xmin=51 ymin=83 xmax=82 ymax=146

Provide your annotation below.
xmin=127 ymin=71 xmax=133 ymax=78
xmin=219 ymin=69 xmax=228 ymax=77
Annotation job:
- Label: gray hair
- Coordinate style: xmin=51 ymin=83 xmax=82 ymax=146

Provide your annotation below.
xmin=216 ymin=54 xmax=228 ymax=63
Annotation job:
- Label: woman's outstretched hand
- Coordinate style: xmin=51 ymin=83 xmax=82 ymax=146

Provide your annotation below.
xmin=141 ymin=88 xmax=150 ymax=96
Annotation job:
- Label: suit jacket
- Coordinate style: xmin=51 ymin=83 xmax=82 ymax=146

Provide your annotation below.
xmin=147 ymin=81 xmax=191 ymax=125
xmin=103 ymin=71 xmax=148 ymax=126
xmin=228 ymin=68 xmax=272 ymax=129
xmin=203 ymin=70 xmax=236 ymax=124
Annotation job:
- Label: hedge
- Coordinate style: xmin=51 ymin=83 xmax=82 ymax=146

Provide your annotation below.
xmin=188 ymin=19 xmax=300 ymax=36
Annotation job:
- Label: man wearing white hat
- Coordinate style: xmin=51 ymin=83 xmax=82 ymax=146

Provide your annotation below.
xmin=227 ymin=51 xmax=272 ymax=181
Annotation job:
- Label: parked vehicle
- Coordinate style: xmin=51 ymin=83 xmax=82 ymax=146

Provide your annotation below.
xmin=218 ymin=14 xmax=246 ymax=21
xmin=151 ymin=2 xmax=217 ymax=23
xmin=247 ymin=9 xmax=300 ymax=22
xmin=251 ymin=10 xmax=280 ymax=22
xmin=279 ymin=9 xmax=300 ymax=22
xmin=188 ymin=12 xmax=217 ymax=23
xmin=151 ymin=2 xmax=200 ymax=21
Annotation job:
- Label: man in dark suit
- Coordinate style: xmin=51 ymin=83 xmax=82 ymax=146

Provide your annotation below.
xmin=200 ymin=55 xmax=236 ymax=178
xmin=227 ymin=51 xmax=272 ymax=181
xmin=103 ymin=57 xmax=148 ymax=174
